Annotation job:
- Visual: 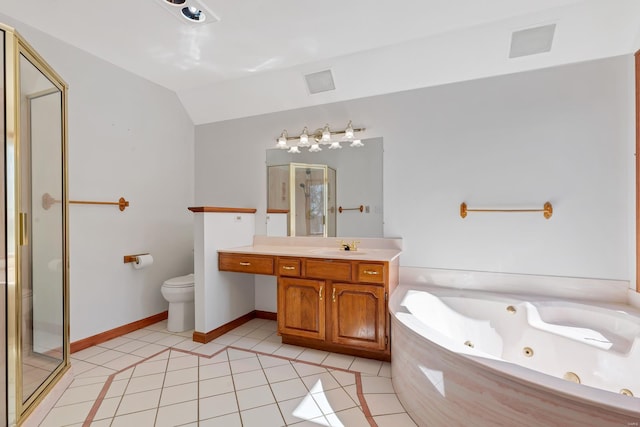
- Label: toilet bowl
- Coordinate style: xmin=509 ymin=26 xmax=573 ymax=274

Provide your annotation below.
xmin=161 ymin=273 xmax=195 ymax=332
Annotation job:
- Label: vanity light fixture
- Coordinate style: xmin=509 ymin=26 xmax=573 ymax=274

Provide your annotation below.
xmin=181 ymin=6 xmax=206 ymax=22
xmin=275 ymin=120 xmax=365 ymax=153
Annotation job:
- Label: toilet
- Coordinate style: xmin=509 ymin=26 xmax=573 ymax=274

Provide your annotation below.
xmin=161 ymin=273 xmax=195 ymax=332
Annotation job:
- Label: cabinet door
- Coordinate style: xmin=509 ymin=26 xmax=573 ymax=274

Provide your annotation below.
xmin=278 ymin=277 xmax=325 ymax=340
xmin=330 ymin=283 xmax=386 ymax=350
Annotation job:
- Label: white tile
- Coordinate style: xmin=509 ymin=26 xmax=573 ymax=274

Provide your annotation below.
xmin=212 ymin=334 xmax=241 ymax=346
xmin=231 ymin=336 xmax=262 ymax=349
xmin=71 ymin=346 xmax=109 ymax=361
xmin=264 ymin=363 xmax=299 ymax=383
xmin=327 ymin=407 xmax=371 ymax=427
xmin=193 ymin=341 xmax=226 ymax=357
xmin=240 ymin=403 xmax=285 ymax=427
xmin=257 ymin=320 xmax=278 ymax=331
xmin=374 ymin=412 xmax=418 ymax=427
xmin=74 ymin=366 xmax=117 ymax=379
xmin=121 ymin=329 xmax=155 ymax=340
xmin=166 ymin=354 xmax=199 ymax=371
xmin=363 ymin=393 xmax=406 ymax=416
xmin=329 ymin=369 xmax=356 ymax=387
xmin=89 ymin=419 xmax=112 ymax=427
xmin=292 ymin=362 xmax=327 ymax=378
xmin=361 ymin=375 xmax=395 ymax=394
xmin=199 ymin=361 xmax=231 ymax=380
xmin=67 ymin=375 xmax=108 ymax=389
xmin=236 ymin=384 xmax=276 ymax=410
xmin=228 ymin=325 xmax=257 ymax=336
xmin=199 ymin=411 xmax=242 ymax=427
xmin=97 ymin=336 xmax=134 ymax=350
xmin=131 ymin=343 xmax=167 ymax=358
xmin=105 ymin=379 xmax=128 ymax=399
xmin=199 ymin=392 xmax=239 ymax=419
xmin=278 ymin=395 xmax=323 ymax=425
xmin=39 ymin=401 xmax=94 ymax=427
xmin=160 ymin=381 xmax=198 ymax=406
xmin=138 ymin=331 xmax=175 ymax=343
xmin=288 ymin=416 xmax=330 ymax=426
xmin=116 ymin=389 xmax=161 ymax=415
xmin=125 ymin=372 xmax=165 ymax=394
xmin=145 ymin=320 xmax=169 ymax=331
xmin=132 ymin=359 xmax=168 ymax=378
xmin=110 ymin=408 xmax=157 ymax=427
xmin=273 ymin=344 xmax=305 ymax=359
xmin=258 ymin=354 xmax=290 ymax=369
xmin=296 ymin=348 xmax=329 ymax=364
xmin=155 ymin=400 xmax=198 ymax=427
xmin=171 ymin=339 xmax=202 ymax=352
xmin=84 ymin=349 xmax=126 ymax=366
xmin=264 ymin=332 xmax=282 ymax=343
xmin=245 ymin=328 xmax=274 ymax=340
xmin=322 ymin=353 xmax=355 ymax=370
xmin=301 ymin=372 xmax=340 ymax=392
xmin=270 ymin=378 xmax=309 ymax=402
xmin=344 ymin=384 xmax=361 ymax=408
xmin=92 ymin=396 xmax=120 ymax=421
xmin=244 ymin=318 xmax=270 ymax=328
xmin=378 ymin=362 xmax=392 ymax=378
xmin=199 ymin=375 xmax=235 ymax=398
xmin=55 ymin=382 xmax=104 ymax=406
xmin=155 ymin=334 xmax=188 ymax=347
xmin=232 ymin=370 xmax=268 ymax=390
xmin=113 ymin=368 xmax=134 ymax=381
xmin=349 ymin=357 xmax=382 ymax=375
xmin=251 ymin=340 xmax=281 ymax=354
xmin=67 ymin=360 xmax=98 ymax=376
xmin=112 ymin=339 xmax=148 ymax=354
xmin=103 ymin=354 xmax=144 ymax=371
xmin=164 ymin=366 xmax=198 ymax=387
xmin=312 ymin=387 xmax=358 ymax=414
xmin=229 ymin=356 xmax=262 ymax=374
xmin=200 ymin=350 xmax=228 ymax=365
xmin=227 ymin=348 xmax=256 ymax=361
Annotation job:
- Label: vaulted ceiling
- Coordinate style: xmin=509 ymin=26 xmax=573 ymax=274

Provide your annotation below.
xmin=1 ymin=0 xmax=639 ymax=124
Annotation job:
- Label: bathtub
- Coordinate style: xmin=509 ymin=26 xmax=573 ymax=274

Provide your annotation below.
xmin=390 ymin=283 xmax=640 ymax=427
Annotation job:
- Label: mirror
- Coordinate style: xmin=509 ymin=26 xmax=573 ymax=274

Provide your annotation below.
xmin=267 ymin=137 xmax=383 ymax=237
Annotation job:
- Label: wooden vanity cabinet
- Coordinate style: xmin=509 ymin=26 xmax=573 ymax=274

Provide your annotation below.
xmin=218 ymin=250 xmax=398 ymax=361
xmin=277 ymin=257 xmax=395 ymax=361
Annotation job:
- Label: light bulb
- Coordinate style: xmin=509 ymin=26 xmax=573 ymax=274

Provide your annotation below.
xmin=328 ymin=141 xmax=342 ymax=150
xmin=277 ymin=130 xmax=288 ymax=149
xmin=288 ymin=146 xmax=301 ymax=154
xmin=309 ymin=143 xmax=322 ymax=152
xmin=299 ymin=127 xmax=309 ymax=146
xmin=350 ymin=139 xmax=364 ymax=148
xmin=322 ymin=124 xmax=331 ymax=142
xmin=344 ymin=121 xmax=354 ymax=140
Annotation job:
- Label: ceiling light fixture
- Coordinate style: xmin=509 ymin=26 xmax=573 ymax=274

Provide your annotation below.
xmin=181 ymin=6 xmax=206 ymax=22
xmin=275 ymin=121 xmax=365 ymax=153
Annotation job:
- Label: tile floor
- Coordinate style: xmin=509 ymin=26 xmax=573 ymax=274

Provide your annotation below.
xmin=36 ymin=318 xmax=418 ymax=426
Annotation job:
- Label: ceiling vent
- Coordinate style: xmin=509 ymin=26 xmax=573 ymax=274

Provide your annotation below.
xmin=509 ymin=24 xmax=556 ymax=58
xmin=304 ymin=70 xmax=336 ymax=94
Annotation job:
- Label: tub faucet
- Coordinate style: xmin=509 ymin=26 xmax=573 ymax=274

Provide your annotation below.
xmin=338 ymin=240 xmax=360 ymax=251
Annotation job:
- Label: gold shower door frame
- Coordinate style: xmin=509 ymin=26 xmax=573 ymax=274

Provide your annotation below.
xmin=3 ymin=23 xmax=70 ymax=425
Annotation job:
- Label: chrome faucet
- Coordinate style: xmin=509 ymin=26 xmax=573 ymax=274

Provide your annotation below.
xmin=338 ymin=240 xmax=360 ymax=251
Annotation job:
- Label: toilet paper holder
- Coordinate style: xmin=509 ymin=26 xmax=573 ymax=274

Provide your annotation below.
xmin=124 ymin=253 xmax=149 ymax=264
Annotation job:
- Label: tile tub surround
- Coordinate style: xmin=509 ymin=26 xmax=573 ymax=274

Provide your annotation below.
xmin=389 ymin=281 xmax=640 ymax=427
xmin=35 ymin=319 xmax=417 ymax=426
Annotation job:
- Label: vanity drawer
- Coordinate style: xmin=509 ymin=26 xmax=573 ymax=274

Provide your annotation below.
xmin=305 ymin=259 xmax=352 ymax=281
xmin=218 ymin=253 xmax=274 ymax=275
xmin=277 ymin=258 xmax=301 ymax=277
xmin=357 ymin=263 xmax=385 ymax=284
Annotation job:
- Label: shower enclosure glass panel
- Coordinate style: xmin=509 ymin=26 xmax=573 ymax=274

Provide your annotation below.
xmin=0 ymin=28 xmax=7 ymax=426
xmin=2 ymin=24 xmax=69 ymax=425
xmin=19 ymin=53 xmax=65 ymax=404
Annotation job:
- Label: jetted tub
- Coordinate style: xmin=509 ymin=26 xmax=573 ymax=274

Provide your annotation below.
xmin=390 ymin=284 xmax=640 ymax=427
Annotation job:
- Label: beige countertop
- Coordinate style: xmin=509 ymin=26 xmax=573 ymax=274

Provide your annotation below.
xmin=218 ymin=236 xmax=402 ymax=262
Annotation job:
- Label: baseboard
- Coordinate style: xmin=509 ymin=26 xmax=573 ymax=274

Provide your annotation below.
xmin=70 ymin=311 xmax=168 ymax=353
xmin=193 ymin=310 xmax=277 ymax=343
xmin=255 ymin=310 xmax=277 ymax=321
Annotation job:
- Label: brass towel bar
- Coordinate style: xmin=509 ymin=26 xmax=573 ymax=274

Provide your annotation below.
xmin=460 ymin=202 xmax=553 ymax=219
xmin=42 ymin=192 xmax=130 ymax=212
xmin=338 ymin=205 xmax=364 ymax=214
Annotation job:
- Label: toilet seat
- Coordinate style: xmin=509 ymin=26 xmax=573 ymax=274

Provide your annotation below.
xmin=163 ymin=273 xmax=194 ymax=288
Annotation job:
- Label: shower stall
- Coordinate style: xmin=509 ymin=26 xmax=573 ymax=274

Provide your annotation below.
xmin=1 ymin=24 xmax=70 ymax=425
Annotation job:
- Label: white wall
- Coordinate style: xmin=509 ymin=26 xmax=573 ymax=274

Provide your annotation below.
xmin=1 ymin=16 xmax=196 ymax=342
xmin=196 ymin=55 xmax=635 ymax=284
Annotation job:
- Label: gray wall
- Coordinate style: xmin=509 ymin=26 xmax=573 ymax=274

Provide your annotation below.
xmin=196 ymin=55 xmax=635 ymax=283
